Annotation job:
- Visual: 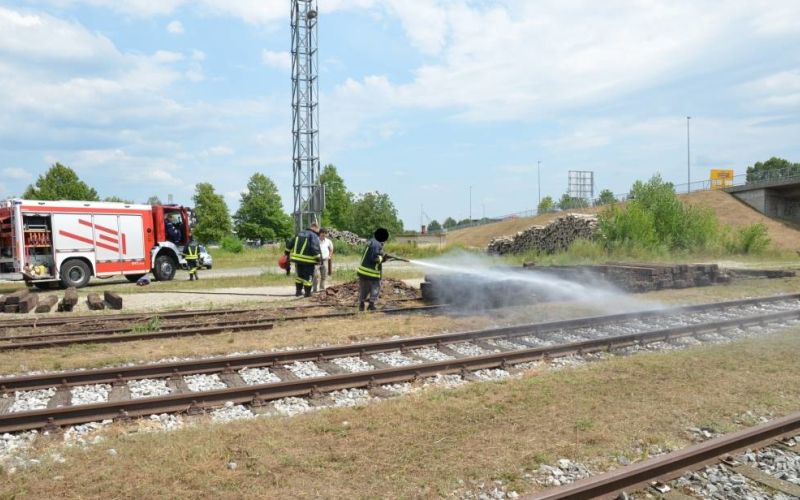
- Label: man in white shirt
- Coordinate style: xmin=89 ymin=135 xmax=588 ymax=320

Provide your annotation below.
xmin=313 ymin=227 xmax=334 ymax=292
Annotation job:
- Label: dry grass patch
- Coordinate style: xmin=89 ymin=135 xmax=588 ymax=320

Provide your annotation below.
xmin=3 ymin=329 xmax=800 ymax=498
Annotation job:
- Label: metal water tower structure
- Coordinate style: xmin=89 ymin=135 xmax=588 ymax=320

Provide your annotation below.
xmin=291 ymin=0 xmax=324 ymax=231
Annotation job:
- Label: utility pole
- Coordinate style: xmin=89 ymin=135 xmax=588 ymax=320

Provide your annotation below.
xmin=537 ymin=160 xmax=541 ymax=207
xmin=469 ymin=185 xmax=473 ymax=222
xmin=686 ymin=116 xmax=691 ymax=193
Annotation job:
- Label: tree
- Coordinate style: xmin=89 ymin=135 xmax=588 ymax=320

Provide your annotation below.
xmin=427 ymin=219 xmax=442 ymax=232
xmin=746 ymin=157 xmax=800 ymax=183
xmin=233 ymin=173 xmax=293 ymax=244
xmin=320 ymin=164 xmax=353 ymax=229
xmin=537 ymin=196 xmax=555 ymax=214
xmin=191 ymin=183 xmax=231 ymax=244
xmin=23 ymin=163 xmax=99 ymax=201
xmin=558 ymin=193 xmax=588 ymax=210
xmin=443 ymin=217 xmax=458 ymax=229
xmin=146 ymin=195 xmax=162 ymax=206
xmin=594 ymin=189 xmax=616 ymax=206
xmin=348 ymin=192 xmax=403 ymax=239
xmin=103 ymin=196 xmax=133 ymax=203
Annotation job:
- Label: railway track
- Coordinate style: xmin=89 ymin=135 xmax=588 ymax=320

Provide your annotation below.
xmin=530 ymin=412 xmax=800 ymax=499
xmin=0 ymin=303 xmax=442 ymax=351
xmin=1 ymin=294 xmax=799 ymax=434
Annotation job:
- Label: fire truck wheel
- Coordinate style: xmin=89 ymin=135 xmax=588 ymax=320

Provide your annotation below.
xmin=60 ymin=259 xmax=91 ymax=289
xmin=153 ymin=255 xmax=177 ymax=281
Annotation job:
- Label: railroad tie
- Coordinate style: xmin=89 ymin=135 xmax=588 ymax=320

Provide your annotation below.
xmin=104 ymin=291 xmax=123 ymax=310
xmin=17 ymin=294 xmax=40 ymax=314
xmin=59 ymin=288 xmax=79 ymax=312
xmin=35 ymin=295 xmax=59 ymax=313
xmin=87 ymin=293 xmax=105 ymax=311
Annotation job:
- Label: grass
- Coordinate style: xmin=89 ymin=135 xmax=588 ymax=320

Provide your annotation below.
xmin=3 ymin=328 xmax=800 ymax=497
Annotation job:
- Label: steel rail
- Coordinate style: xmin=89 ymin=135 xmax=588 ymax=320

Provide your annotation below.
xmin=528 ymin=411 xmax=800 ymax=499
xmin=0 ymin=321 xmax=276 ymax=352
xmin=0 ymin=305 xmax=442 ymax=352
xmin=1 ymin=307 xmax=798 ymax=433
xmin=0 ymin=296 xmax=796 ymax=392
xmin=0 ymin=293 xmax=796 ymax=331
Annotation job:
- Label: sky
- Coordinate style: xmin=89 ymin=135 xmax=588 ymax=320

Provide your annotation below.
xmin=1 ymin=1 xmax=799 ymax=229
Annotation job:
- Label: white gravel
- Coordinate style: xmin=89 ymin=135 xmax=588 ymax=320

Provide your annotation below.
xmin=211 ymin=402 xmax=255 ymax=423
xmin=448 ymin=342 xmax=487 ymax=356
xmin=381 ymin=383 xmax=416 ymax=394
xmin=678 ymin=464 xmax=784 ymax=499
xmin=272 ymin=397 xmax=313 ymax=416
xmin=423 ymin=373 xmax=464 ymax=388
xmin=184 ymin=374 xmax=227 ymax=392
xmin=0 ymin=431 xmax=38 ymax=472
xmin=473 ymin=369 xmax=510 ymax=381
xmin=64 ymin=421 xmax=110 ymax=446
xmin=286 ymin=361 xmax=327 ymax=379
xmin=70 ymin=384 xmax=112 ymax=406
xmin=372 ymin=351 xmax=415 ymax=367
xmin=411 ymin=346 xmax=454 ymax=362
xmin=739 ymin=443 xmax=800 ymax=485
xmin=534 ymin=459 xmax=592 ymax=487
xmin=10 ymin=388 xmax=56 ymax=412
xmin=239 ymin=367 xmax=281 ymax=385
xmin=143 ymin=413 xmax=183 ymax=432
xmin=331 ymin=356 xmax=374 ymax=373
xmin=330 ymin=388 xmax=371 ymax=407
xmin=128 ymin=379 xmax=172 ymax=399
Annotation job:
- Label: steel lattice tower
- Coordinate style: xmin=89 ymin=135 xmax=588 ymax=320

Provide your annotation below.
xmin=291 ymin=0 xmax=323 ymax=231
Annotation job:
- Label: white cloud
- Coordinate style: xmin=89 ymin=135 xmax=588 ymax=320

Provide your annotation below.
xmin=206 ymin=146 xmax=235 ymax=156
xmin=166 ymin=20 xmax=184 ymax=34
xmin=191 ymin=49 xmax=206 ymax=61
xmin=741 ymin=70 xmax=800 ymax=108
xmin=2 ymin=168 xmax=33 ymax=180
xmin=261 ymin=50 xmax=291 ymax=71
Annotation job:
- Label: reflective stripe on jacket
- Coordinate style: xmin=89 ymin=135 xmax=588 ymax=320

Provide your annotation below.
xmin=357 ymin=238 xmax=384 ymax=280
xmin=183 ymin=244 xmax=199 ymax=261
xmin=286 ymin=229 xmax=321 ymax=265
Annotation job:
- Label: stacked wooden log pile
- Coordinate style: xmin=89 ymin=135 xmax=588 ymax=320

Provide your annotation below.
xmin=487 ymin=214 xmax=598 ymax=255
xmin=326 ymin=229 xmax=366 ymax=246
xmin=521 ymin=263 xmax=731 ymax=293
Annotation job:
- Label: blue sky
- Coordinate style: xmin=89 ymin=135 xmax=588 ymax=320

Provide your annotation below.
xmin=1 ymin=1 xmax=799 ymax=228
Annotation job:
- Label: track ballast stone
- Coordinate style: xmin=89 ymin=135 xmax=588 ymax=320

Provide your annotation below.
xmin=128 ymin=379 xmax=172 ymax=399
xmin=10 ymin=388 xmax=56 ymax=412
xmin=286 ymin=361 xmax=327 ymax=379
xmin=184 ymin=374 xmax=227 ymax=392
xmin=70 ymin=384 xmax=111 ymax=405
xmin=331 ymin=356 xmax=374 ymax=373
xmin=239 ymin=367 xmax=281 ymax=385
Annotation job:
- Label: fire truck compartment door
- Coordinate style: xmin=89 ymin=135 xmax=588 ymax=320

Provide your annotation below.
xmin=118 ymin=215 xmax=144 ymax=260
xmin=91 ymin=215 xmax=121 ymax=262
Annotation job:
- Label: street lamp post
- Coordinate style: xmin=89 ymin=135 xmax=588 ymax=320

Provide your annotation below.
xmin=687 ymin=116 xmax=691 ymax=192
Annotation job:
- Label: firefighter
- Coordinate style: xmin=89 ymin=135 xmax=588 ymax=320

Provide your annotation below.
xmin=165 ymin=214 xmax=182 ymax=245
xmin=285 ymin=223 xmax=321 ymax=297
xmin=183 ymin=238 xmax=201 ymax=281
xmin=356 ymin=227 xmax=390 ymax=311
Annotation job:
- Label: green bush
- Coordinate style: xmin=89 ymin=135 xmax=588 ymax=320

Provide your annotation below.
xmin=598 ymin=175 xmax=719 ymax=252
xmin=725 ymin=223 xmax=771 ymax=254
xmin=220 ymin=235 xmax=244 ymax=253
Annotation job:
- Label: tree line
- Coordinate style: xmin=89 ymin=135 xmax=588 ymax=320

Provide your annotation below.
xmin=17 ymin=162 xmax=404 ymax=245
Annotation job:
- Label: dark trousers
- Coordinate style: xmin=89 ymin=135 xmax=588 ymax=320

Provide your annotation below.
xmin=295 ymin=263 xmax=314 ymax=296
xmin=358 ymin=277 xmax=381 ymax=309
xmin=185 ymin=258 xmax=199 ymax=280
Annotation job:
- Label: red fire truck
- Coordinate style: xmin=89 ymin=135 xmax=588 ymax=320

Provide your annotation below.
xmin=0 ymin=199 xmax=192 ymax=288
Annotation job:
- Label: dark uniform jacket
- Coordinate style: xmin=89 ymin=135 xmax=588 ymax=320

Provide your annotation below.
xmin=286 ymin=229 xmax=321 ymax=265
xmin=357 ymin=238 xmax=384 ymax=281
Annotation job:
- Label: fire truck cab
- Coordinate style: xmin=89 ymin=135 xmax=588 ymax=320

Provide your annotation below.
xmin=0 ymin=199 xmax=192 ymax=288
